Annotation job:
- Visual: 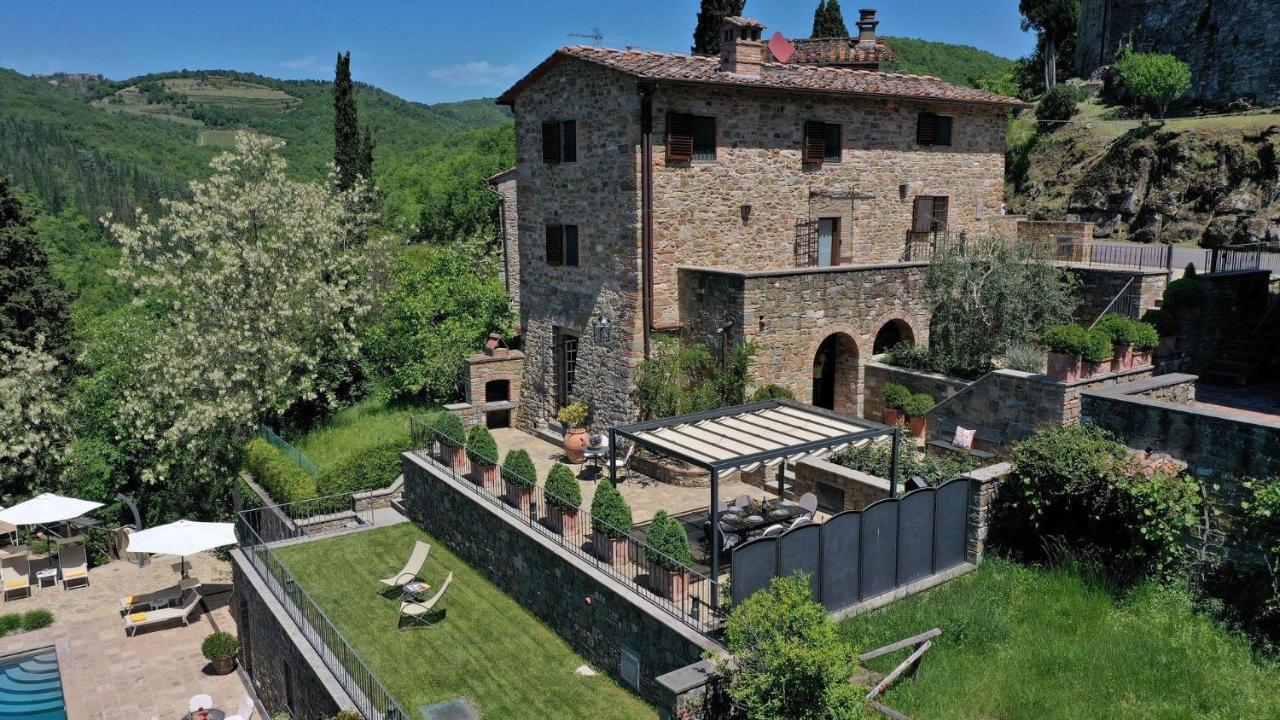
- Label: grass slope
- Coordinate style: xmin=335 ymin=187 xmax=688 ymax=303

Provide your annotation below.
xmin=839 ymin=557 xmax=1280 ymax=719
xmin=882 ymin=36 xmax=1013 ymax=87
xmin=291 ymin=394 xmax=433 ymax=470
xmin=277 ymin=523 xmax=658 ymax=720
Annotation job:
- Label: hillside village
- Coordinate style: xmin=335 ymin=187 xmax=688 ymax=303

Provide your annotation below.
xmin=1 ymin=2 xmax=1280 ymax=720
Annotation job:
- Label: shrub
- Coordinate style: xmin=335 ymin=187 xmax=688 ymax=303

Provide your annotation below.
xmin=465 ymin=424 xmax=498 ymax=466
xmin=544 ymin=463 xmax=581 ymax=511
xmin=434 ymin=412 xmax=466 ymax=447
xmin=555 ymin=401 xmax=589 ymax=429
xmin=246 ymin=438 xmax=317 ymax=503
xmin=833 ymin=441 xmax=977 ymax=486
xmin=1141 ymin=308 xmax=1178 ymax=337
xmin=1130 ymin=322 xmax=1160 ymax=352
xmin=1093 ymin=314 xmax=1133 ymax=344
xmin=902 ymin=392 xmax=936 ymax=418
xmin=645 ymin=510 xmax=693 ymax=571
xmin=882 ymin=383 xmax=912 ymax=412
xmin=881 ymin=341 xmax=932 ymax=369
xmin=590 ymin=480 xmax=633 ymax=538
xmin=1115 ymin=51 xmax=1191 ymax=117
xmin=1082 ymin=329 xmax=1115 ymax=363
xmin=20 ymin=610 xmax=53 ymax=631
xmin=1163 ymin=277 xmax=1205 ymax=312
xmin=1042 ymin=324 xmax=1088 ymax=355
xmin=634 ymin=336 xmax=760 ymax=419
xmin=1184 ymin=262 xmax=1197 ymax=278
xmin=315 ymin=433 xmax=411 ymax=496
xmin=750 ymin=383 xmax=795 ymax=401
xmin=1035 ymin=83 xmax=1085 ymax=128
xmin=0 ymin=615 xmax=21 ymax=636
xmin=501 ymin=449 xmax=537 ymax=488
xmin=1002 ymin=342 xmax=1044 ymax=373
xmin=201 ymin=631 xmax=240 ymax=660
xmin=328 ymin=712 xmax=364 ymax=720
xmin=721 ymin=573 xmax=864 ymax=719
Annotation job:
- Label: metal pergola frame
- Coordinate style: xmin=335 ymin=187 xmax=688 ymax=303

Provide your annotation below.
xmin=609 ymin=399 xmax=901 ymax=609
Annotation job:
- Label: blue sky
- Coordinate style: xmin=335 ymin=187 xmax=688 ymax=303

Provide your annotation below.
xmin=0 ymin=1 xmax=1034 ymax=104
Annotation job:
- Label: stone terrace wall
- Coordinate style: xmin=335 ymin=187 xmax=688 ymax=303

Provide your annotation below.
xmin=864 ymin=360 xmax=972 ymax=424
xmin=1067 ymin=266 xmax=1167 ymax=324
xmin=1169 ymin=270 xmax=1271 ymax=375
xmin=1082 ymin=374 xmax=1280 ymax=479
xmin=401 ymin=453 xmax=715 ymax=712
xmin=793 ymin=457 xmax=890 ymax=512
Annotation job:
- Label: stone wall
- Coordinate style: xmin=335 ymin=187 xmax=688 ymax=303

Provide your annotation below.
xmin=490 ymin=169 xmax=521 ymax=318
xmin=1067 ymin=266 xmax=1167 ymax=324
xmin=401 ymin=452 xmax=716 ymax=712
xmin=1018 ymin=219 xmax=1094 ymax=244
xmin=1168 ymin=270 xmax=1271 ymax=375
xmin=864 ymin=360 xmax=973 ymax=424
xmin=1076 ymin=0 xmax=1280 ymax=106
xmin=793 ymin=457 xmax=891 ymax=512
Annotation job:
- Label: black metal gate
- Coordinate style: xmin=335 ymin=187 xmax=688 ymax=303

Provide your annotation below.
xmin=795 ymin=220 xmax=818 ymax=267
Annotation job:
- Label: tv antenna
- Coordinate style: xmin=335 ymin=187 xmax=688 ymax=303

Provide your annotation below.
xmin=568 ymin=27 xmax=604 ymax=46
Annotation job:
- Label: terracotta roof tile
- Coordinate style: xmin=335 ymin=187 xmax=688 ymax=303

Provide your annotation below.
xmin=786 ymin=37 xmax=897 ymax=66
xmin=498 ymin=46 xmax=1028 ymax=109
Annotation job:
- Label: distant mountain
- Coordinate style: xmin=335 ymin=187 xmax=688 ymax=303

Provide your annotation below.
xmin=881 ymin=36 xmax=1015 ymax=88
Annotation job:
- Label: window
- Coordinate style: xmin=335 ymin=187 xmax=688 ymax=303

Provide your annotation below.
xmin=545 ymin=224 xmax=578 ymax=267
xmin=816 ymin=481 xmax=845 ymax=513
xmin=555 ymin=329 xmax=578 ymax=409
xmin=912 ymin=196 xmax=949 ymax=232
xmin=620 ymin=647 xmax=641 ymax=690
xmin=541 ymin=119 xmax=577 ymax=163
xmin=916 ymin=112 xmax=952 ymax=146
xmin=804 ymin=121 xmax=842 ymax=164
xmin=666 ymin=112 xmax=716 ymax=162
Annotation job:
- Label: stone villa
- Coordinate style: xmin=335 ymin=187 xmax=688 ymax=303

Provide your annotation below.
xmin=491 ymin=14 xmax=1027 ymax=432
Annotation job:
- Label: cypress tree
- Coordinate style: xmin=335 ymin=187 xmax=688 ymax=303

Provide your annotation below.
xmin=692 ymin=0 xmax=747 ymax=55
xmin=0 ymin=177 xmax=71 ymax=363
xmin=810 ymin=0 xmax=828 ymax=38
xmin=358 ymin=126 xmax=375 ymax=183
xmin=812 ymin=0 xmax=850 ymax=38
xmin=333 ymin=51 xmax=360 ymax=190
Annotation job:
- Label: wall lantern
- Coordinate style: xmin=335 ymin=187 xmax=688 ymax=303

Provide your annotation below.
xmin=592 ymin=316 xmax=611 ymax=345
xmin=740 ymin=204 xmax=752 ymax=224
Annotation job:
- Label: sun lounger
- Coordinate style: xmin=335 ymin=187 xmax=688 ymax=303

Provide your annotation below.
xmin=398 ymin=572 xmax=453 ymax=630
xmin=58 ymin=543 xmax=89 ymax=590
xmin=1 ymin=551 xmax=30 ymax=601
xmin=379 ymin=541 xmax=430 ymax=593
xmin=124 ymin=591 xmax=200 ymax=636
xmin=119 ymin=577 xmax=200 ymax=614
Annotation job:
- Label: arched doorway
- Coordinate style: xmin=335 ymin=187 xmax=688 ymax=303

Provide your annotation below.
xmin=812 ymin=333 xmax=859 ymax=414
xmin=873 ymin=319 xmax=916 ymax=355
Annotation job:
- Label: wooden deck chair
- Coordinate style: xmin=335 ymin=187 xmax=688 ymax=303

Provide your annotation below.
xmin=59 ymin=543 xmax=89 ymax=590
xmin=379 ymin=541 xmax=430 ymax=594
xmin=398 ymin=572 xmax=453 ymax=630
xmin=124 ymin=591 xmax=200 ymax=636
xmin=0 ymin=552 xmax=30 ymax=601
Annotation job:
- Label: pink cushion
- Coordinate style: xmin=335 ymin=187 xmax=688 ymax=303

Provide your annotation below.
xmin=952 ymin=426 xmax=976 ymax=450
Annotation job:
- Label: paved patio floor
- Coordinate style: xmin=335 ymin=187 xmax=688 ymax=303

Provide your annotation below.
xmin=0 ymin=551 xmax=254 ymax=720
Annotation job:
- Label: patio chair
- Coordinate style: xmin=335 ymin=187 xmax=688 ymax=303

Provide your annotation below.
xmin=58 ymin=543 xmax=89 ymax=590
xmin=758 ymin=524 xmax=784 ymax=539
xmin=398 ymin=572 xmax=453 ymax=630
xmin=1 ymin=551 xmax=31 ymax=601
xmin=188 ymin=695 xmax=213 ymax=714
xmin=124 ymin=591 xmax=200 ymax=637
xmin=610 ymin=442 xmax=637 ymax=483
xmin=786 ymin=516 xmax=810 ymax=532
xmin=224 ymin=695 xmax=257 ymax=720
xmin=798 ymin=493 xmax=819 ymax=517
xmin=378 ymin=541 xmax=430 ymax=594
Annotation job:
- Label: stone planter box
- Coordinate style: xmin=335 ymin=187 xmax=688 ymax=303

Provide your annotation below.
xmin=471 ymin=463 xmax=499 ymax=491
xmin=651 ymin=566 xmax=689 ymax=603
xmin=1111 ymin=342 xmax=1134 ymax=372
xmin=1083 ymin=359 xmax=1111 ymax=379
xmin=1132 ymin=350 xmax=1153 ymax=367
xmin=547 ymin=506 xmax=580 ymax=536
xmin=1046 ymin=352 xmax=1081 ymax=382
xmin=592 ymin=532 xmax=630 ymax=565
xmin=505 ymin=485 xmax=536 ymax=516
xmin=442 ymin=445 xmax=466 ymax=473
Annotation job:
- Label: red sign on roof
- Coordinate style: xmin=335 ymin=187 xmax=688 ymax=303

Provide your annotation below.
xmin=768 ymin=32 xmax=795 ymax=64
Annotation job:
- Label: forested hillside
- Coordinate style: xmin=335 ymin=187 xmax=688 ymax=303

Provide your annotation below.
xmin=882 ymin=36 xmax=1014 ymax=88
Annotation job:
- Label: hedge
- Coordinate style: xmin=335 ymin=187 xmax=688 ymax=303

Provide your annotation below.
xmin=315 ymin=432 xmax=411 ymax=497
xmin=246 ymin=438 xmax=317 ymax=504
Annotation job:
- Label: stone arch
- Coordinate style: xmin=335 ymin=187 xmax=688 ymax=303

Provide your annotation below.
xmin=872 ymin=318 xmax=917 ymax=355
xmin=810 ymin=331 xmax=860 ymax=415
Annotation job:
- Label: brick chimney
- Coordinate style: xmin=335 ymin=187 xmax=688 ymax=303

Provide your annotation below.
xmin=856 ymin=8 xmax=880 ymax=45
xmin=718 ymin=16 xmax=767 ymax=76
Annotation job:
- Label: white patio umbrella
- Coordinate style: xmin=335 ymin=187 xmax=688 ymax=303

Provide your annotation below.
xmin=0 ymin=493 xmax=103 ymax=526
xmin=125 ymin=520 xmax=237 ymax=576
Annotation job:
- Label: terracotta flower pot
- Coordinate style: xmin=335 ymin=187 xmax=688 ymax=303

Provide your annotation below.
xmin=563 ymin=428 xmax=590 ymax=464
xmin=443 ymin=445 xmax=467 ymax=473
xmin=506 ymin=485 xmax=535 ymax=515
xmin=653 ymin=566 xmax=689 ymax=602
xmin=907 ymin=415 xmax=927 ymax=439
xmin=549 ymin=507 xmax=579 ymax=536
xmin=593 ymin=532 xmax=629 ymax=565
xmin=1111 ymin=342 xmax=1134 ymax=372
xmin=1082 ymin=359 xmax=1110 ymax=379
xmin=1132 ymin=350 xmax=1153 ymax=368
xmin=884 ymin=408 xmax=902 ymax=426
xmin=209 ymin=656 xmax=236 ymax=676
xmin=471 ymin=463 xmax=499 ymax=491
xmin=1046 ymin=352 xmax=1081 ymax=382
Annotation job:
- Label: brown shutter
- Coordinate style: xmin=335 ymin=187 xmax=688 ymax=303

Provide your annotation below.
xmin=912 ymin=197 xmax=932 ymax=232
xmin=916 ymin=113 xmax=937 ymax=146
xmin=546 ymin=224 xmax=563 ymax=266
xmin=666 ymin=112 xmax=693 ymax=162
xmin=542 ymin=120 xmax=561 ymax=163
xmin=803 ymin=121 xmax=826 ymax=165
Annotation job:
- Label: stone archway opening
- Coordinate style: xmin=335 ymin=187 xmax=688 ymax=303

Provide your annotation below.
xmin=812 ymin=332 xmax=859 ymax=414
xmin=873 ymin=319 xmax=916 ymax=355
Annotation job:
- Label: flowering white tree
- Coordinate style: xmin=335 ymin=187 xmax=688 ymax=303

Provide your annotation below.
xmin=108 ymin=133 xmax=386 ymax=484
xmin=0 ymin=338 xmax=66 ymax=497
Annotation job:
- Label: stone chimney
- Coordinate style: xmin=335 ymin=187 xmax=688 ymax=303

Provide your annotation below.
xmin=856 ymin=8 xmax=879 ymax=45
xmin=718 ymin=16 xmax=767 ymax=76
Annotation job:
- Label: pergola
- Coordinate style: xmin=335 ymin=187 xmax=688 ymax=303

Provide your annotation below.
xmin=609 ymin=399 xmax=900 ymax=609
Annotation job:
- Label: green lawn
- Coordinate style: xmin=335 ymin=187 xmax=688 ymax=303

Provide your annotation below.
xmin=839 ymin=557 xmax=1280 ymax=720
xmin=292 ymin=395 xmax=435 ymax=470
xmin=276 ymin=523 xmax=657 ymax=720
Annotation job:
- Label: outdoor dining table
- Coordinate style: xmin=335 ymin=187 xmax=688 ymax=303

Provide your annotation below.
xmin=181 ymin=710 xmax=225 ymax=720
xmin=717 ymin=499 xmax=807 ymax=535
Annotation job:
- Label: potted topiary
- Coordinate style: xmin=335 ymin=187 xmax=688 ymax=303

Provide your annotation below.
xmin=435 ymin=413 xmax=468 ymax=472
xmin=544 ymin=463 xmax=582 ymax=535
xmin=556 ymin=401 xmax=591 ymax=464
xmin=1043 ymin=324 xmax=1088 ymax=382
xmin=501 ymin=449 xmax=538 ymax=514
xmin=902 ymin=392 xmax=935 ymax=440
xmin=201 ymin=631 xmax=239 ymax=675
xmin=590 ymin=480 xmax=633 ymax=565
xmin=465 ymin=425 xmax=500 ymax=490
xmin=1130 ymin=320 xmax=1160 ymax=368
xmin=1094 ymin=314 xmax=1135 ymax=372
xmin=1141 ymin=308 xmax=1179 ymax=356
xmin=1081 ymin=328 xmax=1115 ymax=378
xmin=881 ymin=383 xmax=911 ymax=426
xmin=645 ymin=510 xmax=693 ymax=602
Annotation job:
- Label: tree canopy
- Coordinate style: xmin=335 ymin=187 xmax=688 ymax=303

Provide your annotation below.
xmin=692 ymin=0 xmax=747 ymax=55
xmin=811 ymin=0 xmax=850 ymax=38
xmin=0 ymin=177 xmax=72 ymax=363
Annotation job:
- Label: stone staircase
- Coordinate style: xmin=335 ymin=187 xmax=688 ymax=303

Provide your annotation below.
xmin=1201 ymin=300 xmax=1280 ymax=386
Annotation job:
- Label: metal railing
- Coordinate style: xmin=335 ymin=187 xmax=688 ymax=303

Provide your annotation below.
xmin=237 ymin=496 xmax=405 ymax=720
xmin=409 ymin=418 xmax=723 ymax=636
xmin=1204 ymin=243 xmax=1270 ymax=274
xmin=257 ymin=424 xmax=319 ymax=477
xmin=1088 ymin=277 xmax=1141 ymax=328
xmin=903 ymin=230 xmax=966 ymax=261
xmin=1086 ymin=242 xmax=1174 ymax=270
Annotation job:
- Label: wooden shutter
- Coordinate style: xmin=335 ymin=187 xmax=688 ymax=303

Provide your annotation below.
xmin=542 ymin=120 xmax=561 ymax=163
xmin=916 ymin=113 xmax=938 ymax=146
xmin=666 ymin=112 xmax=693 ymax=162
xmin=912 ymin=197 xmax=933 ymax=232
xmin=546 ymin=224 xmax=563 ymax=266
xmin=803 ymin=121 xmax=826 ymax=165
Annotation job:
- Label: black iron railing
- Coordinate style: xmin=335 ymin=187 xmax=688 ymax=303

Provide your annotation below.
xmin=903 ymin=230 xmax=966 ymax=261
xmin=1086 ymin=242 xmax=1174 ymax=270
xmin=409 ymin=418 xmax=723 ymax=636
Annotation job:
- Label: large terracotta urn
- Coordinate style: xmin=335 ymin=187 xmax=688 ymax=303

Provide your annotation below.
xmin=907 ymin=415 xmax=927 ymax=440
xmin=563 ymin=428 xmax=590 ymax=464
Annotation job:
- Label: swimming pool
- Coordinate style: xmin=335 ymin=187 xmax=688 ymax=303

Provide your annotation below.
xmin=0 ymin=649 xmax=66 ymax=720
